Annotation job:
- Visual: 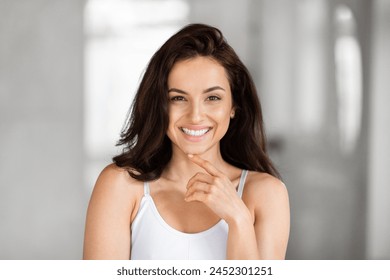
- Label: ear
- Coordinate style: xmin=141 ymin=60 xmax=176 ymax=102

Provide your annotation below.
xmin=230 ymin=108 xmax=235 ymax=119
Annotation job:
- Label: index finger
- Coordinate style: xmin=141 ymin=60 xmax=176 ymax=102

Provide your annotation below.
xmin=187 ymin=154 xmax=222 ymax=177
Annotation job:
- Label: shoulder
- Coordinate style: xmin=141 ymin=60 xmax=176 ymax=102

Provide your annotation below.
xmin=244 ymin=171 xmax=287 ymax=197
xmin=242 ymin=171 xmax=289 ymax=214
xmin=93 ymin=163 xmax=144 ymax=195
xmin=88 ymin=163 xmax=144 ymax=220
xmin=96 ymin=163 xmax=141 ymax=184
xmin=243 ymin=172 xmax=290 ymax=259
xmin=84 ymin=164 xmax=144 ymax=259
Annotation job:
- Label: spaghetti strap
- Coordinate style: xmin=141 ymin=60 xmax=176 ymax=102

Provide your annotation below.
xmin=237 ymin=170 xmax=248 ymax=198
xmin=144 ymin=182 xmax=150 ymax=196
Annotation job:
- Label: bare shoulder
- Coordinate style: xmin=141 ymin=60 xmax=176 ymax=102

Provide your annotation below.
xmin=242 ymin=171 xmax=289 ymax=213
xmin=88 ymin=163 xmax=144 ymax=220
xmin=244 ymin=171 xmax=287 ymax=196
xmin=93 ymin=163 xmax=143 ymax=194
xmin=244 ymin=172 xmax=290 ymax=259
xmin=84 ymin=163 xmax=144 ymax=259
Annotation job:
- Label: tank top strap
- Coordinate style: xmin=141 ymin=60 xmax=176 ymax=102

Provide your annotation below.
xmin=237 ymin=170 xmax=248 ymax=198
xmin=143 ymin=182 xmax=150 ymax=196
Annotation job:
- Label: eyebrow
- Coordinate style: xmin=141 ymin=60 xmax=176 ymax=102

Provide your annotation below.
xmin=168 ymin=86 xmax=225 ymax=94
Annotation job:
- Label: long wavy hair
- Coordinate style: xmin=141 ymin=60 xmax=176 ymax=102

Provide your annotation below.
xmin=113 ymin=23 xmax=280 ymax=181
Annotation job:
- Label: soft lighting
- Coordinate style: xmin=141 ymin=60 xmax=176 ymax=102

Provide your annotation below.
xmin=334 ymin=5 xmax=362 ymax=154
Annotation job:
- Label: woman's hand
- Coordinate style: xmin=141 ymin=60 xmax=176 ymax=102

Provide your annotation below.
xmin=185 ymin=154 xmax=289 ymax=259
xmin=184 ymin=154 xmax=252 ymax=225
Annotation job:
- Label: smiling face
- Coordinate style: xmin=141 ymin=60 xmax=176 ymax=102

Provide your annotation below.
xmin=166 ymin=56 xmax=234 ymax=157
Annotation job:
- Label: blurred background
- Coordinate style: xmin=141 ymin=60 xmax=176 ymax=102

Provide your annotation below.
xmin=0 ymin=0 xmax=389 ymax=259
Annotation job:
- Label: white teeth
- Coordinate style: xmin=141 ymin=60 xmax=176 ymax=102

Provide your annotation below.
xmin=181 ymin=127 xmax=209 ymax=136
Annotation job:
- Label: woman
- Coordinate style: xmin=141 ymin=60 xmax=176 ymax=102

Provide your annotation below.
xmin=83 ymin=23 xmax=290 ymax=260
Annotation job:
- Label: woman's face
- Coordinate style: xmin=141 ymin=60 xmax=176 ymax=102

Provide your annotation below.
xmin=166 ymin=56 xmax=234 ymax=156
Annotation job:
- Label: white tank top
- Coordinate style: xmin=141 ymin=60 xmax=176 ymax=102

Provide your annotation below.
xmin=130 ymin=170 xmax=249 ymax=260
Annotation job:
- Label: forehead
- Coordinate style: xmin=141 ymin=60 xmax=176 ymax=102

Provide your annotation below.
xmin=168 ymin=56 xmax=230 ymax=90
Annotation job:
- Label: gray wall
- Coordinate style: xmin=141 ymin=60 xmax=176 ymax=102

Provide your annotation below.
xmin=0 ymin=0 xmax=86 ymax=259
xmin=367 ymin=0 xmax=390 ymax=260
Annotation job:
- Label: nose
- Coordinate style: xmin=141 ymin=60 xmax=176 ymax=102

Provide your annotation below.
xmin=188 ymin=101 xmax=204 ymax=123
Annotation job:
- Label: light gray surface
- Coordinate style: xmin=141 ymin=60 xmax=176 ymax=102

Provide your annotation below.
xmin=367 ymin=0 xmax=390 ymax=260
xmin=0 ymin=0 xmax=87 ymax=259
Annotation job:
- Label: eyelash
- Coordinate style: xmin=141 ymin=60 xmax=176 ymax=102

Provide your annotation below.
xmin=169 ymin=96 xmax=221 ymax=102
xmin=207 ymin=96 xmax=221 ymax=101
xmin=170 ymin=96 xmax=185 ymax=101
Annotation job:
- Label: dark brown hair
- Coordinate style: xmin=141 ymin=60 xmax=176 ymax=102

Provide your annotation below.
xmin=113 ymin=23 xmax=280 ymax=181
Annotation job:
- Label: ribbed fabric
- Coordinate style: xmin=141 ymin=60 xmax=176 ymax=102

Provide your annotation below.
xmin=130 ymin=170 xmax=248 ymax=260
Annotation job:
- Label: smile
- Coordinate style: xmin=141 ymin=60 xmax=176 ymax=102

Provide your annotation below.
xmin=180 ymin=127 xmax=211 ymax=137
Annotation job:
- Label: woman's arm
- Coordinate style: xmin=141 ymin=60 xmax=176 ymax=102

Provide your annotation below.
xmin=83 ymin=164 xmax=139 ymax=259
xmin=225 ymin=203 xmax=260 ymax=259
xmin=225 ymin=174 xmax=289 ymax=259
xmin=246 ymin=174 xmax=290 ymax=259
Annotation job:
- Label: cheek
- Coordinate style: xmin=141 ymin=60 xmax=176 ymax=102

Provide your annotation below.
xmin=168 ymin=108 xmax=179 ymax=126
xmin=167 ymin=108 xmax=181 ymax=136
xmin=211 ymin=106 xmax=232 ymax=124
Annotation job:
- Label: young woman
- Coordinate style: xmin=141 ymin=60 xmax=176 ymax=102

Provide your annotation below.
xmin=83 ymin=23 xmax=290 ymax=260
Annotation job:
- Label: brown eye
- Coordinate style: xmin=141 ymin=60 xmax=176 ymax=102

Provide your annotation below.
xmin=170 ymin=96 xmax=186 ymax=101
xmin=207 ymin=96 xmax=221 ymax=101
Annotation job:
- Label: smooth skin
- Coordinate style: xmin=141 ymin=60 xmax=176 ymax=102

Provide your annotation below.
xmin=83 ymin=56 xmax=290 ymax=259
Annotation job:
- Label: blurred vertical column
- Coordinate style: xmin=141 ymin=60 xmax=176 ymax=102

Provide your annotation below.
xmin=253 ymin=0 xmax=294 ymax=165
xmin=367 ymin=0 xmax=390 ymax=260
xmin=0 ymin=0 xmax=86 ymax=259
xmin=257 ymin=0 xmax=372 ymax=259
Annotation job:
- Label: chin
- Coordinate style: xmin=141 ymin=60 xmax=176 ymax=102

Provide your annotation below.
xmin=183 ymin=149 xmax=205 ymax=156
xmin=177 ymin=145 xmax=205 ymax=156
xmin=183 ymin=145 xmax=214 ymax=157
xmin=172 ymin=139 xmax=219 ymax=157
